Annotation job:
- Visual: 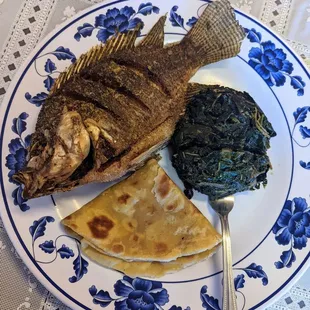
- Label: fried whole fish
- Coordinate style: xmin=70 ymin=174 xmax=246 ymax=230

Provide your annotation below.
xmin=14 ymin=0 xmax=245 ymax=199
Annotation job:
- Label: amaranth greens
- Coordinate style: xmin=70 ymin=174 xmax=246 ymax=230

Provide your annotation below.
xmin=172 ymin=84 xmax=277 ymax=201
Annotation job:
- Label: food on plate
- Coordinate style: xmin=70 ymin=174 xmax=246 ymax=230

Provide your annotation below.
xmin=81 ymin=241 xmax=219 ymax=277
xmin=172 ymin=84 xmax=277 ymax=201
xmin=62 ymin=159 xmax=222 ymax=275
xmin=13 ymin=0 xmax=245 ymax=199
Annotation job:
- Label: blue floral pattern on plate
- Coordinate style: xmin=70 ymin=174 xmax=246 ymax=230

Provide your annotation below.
xmin=5 ymin=113 xmax=31 ymax=211
xmin=200 ymin=263 xmax=268 ymax=309
xmin=291 ymin=106 xmax=310 ymax=169
xmin=168 ymin=5 xmax=201 ymax=32
xmin=30 ymin=216 xmax=89 ymax=282
xmin=200 ymin=286 xmax=221 ymax=310
xmin=88 ymin=276 xmax=191 ymax=309
xmin=169 ymin=306 xmax=190 ymax=310
xmin=245 ymin=28 xmax=306 ymax=95
xmin=273 ymin=197 xmax=310 ymax=269
xmin=25 ymin=46 xmax=76 ymax=107
xmin=74 ymin=3 xmax=159 ymax=43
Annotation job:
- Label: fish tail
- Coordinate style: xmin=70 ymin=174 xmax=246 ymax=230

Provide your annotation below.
xmin=182 ymin=0 xmax=245 ymax=67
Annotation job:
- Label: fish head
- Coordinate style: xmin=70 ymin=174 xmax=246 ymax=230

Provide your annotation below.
xmin=13 ymin=108 xmax=91 ymax=199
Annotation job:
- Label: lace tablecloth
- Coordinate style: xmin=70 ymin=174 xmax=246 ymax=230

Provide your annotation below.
xmin=1 ymin=0 xmax=310 ymax=309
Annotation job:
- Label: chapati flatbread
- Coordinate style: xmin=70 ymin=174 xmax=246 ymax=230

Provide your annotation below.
xmin=81 ymin=239 xmax=219 ymax=277
xmin=62 ymin=159 xmax=221 ymax=262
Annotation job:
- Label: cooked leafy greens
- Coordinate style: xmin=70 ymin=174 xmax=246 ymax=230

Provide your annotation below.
xmin=172 ymin=84 xmax=276 ymax=201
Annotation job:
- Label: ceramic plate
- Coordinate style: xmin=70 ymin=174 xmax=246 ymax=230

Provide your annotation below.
xmin=1 ymin=0 xmax=310 ymax=309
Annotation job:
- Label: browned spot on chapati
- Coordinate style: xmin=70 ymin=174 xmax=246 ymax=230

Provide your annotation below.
xmin=118 ymin=193 xmax=131 ymax=204
xmin=192 ymin=205 xmax=200 ymax=214
xmin=145 ymin=220 xmax=153 ymax=226
xmin=87 ymin=215 xmax=114 ymax=238
xmin=70 ymin=223 xmax=77 ymax=229
xmin=155 ymin=242 xmax=167 ymax=253
xmin=157 ymin=173 xmax=170 ymax=198
xmin=112 ymin=244 xmax=124 ymax=253
xmin=167 ymin=203 xmax=177 ymax=211
xmin=133 ymin=235 xmax=139 ymax=242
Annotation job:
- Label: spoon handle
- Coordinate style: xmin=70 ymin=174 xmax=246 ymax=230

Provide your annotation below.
xmin=220 ymin=214 xmax=238 ymax=310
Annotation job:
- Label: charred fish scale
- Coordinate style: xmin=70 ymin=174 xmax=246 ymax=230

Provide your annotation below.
xmin=62 ymin=78 xmax=149 ymax=122
xmin=82 ymin=60 xmax=170 ymax=113
xmin=109 ymin=44 xmax=196 ymax=98
xmin=60 ymin=73 xmax=166 ymax=157
xmin=14 ymin=0 xmax=246 ymax=199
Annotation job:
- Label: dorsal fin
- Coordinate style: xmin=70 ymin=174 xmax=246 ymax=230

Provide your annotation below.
xmin=50 ymin=24 xmax=143 ymax=94
xmin=139 ymin=15 xmax=166 ymax=47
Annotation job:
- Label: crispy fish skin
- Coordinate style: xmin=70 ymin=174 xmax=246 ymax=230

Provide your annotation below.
xmin=14 ymin=0 xmax=245 ymax=199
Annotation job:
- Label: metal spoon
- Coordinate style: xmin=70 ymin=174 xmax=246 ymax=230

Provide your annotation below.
xmin=209 ymin=195 xmax=237 ymax=310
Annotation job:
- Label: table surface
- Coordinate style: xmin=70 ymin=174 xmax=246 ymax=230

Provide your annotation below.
xmin=1 ymin=0 xmax=310 ymax=309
